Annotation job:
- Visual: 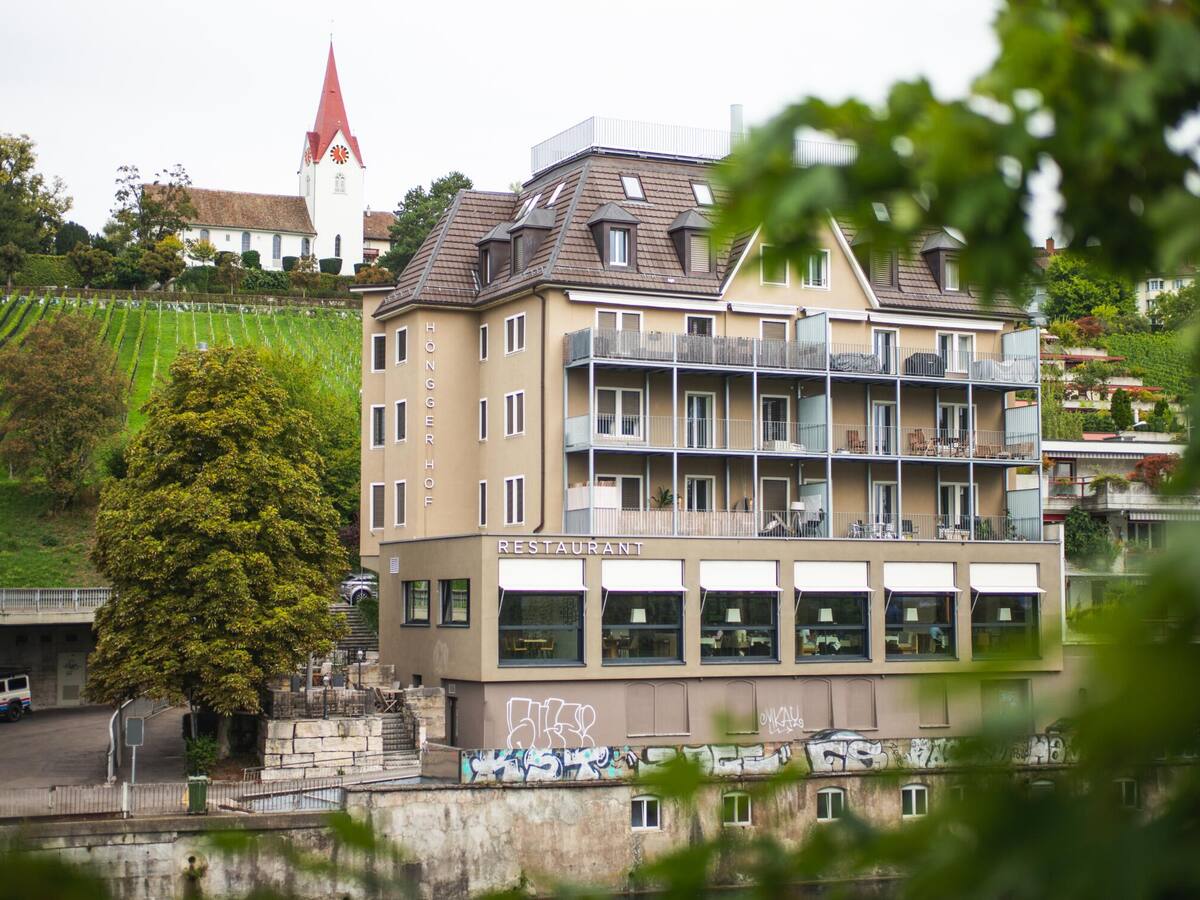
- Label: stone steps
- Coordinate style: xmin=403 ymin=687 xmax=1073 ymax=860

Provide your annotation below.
xmin=331 ymin=602 xmax=378 ymax=653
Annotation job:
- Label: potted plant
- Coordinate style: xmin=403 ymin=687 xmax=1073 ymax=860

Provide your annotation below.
xmin=650 ymin=487 xmax=674 ymax=510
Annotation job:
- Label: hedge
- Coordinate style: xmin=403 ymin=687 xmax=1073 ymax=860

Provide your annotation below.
xmin=319 ymin=257 xmax=343 ymax=275
xmin=241 ymin=268 xmax=290 ymax=292
xmin=13 ymin=254 xmax=84 ymax=288
xmin=282 ymin=256 xmax=299 ymax=272
xmin=241 ymin=249 xmax=261 ymax=269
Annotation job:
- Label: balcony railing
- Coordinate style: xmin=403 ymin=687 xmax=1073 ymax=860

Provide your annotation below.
xmin=563 ymin=329 xmax=1039 ymax=386
xmin=0 ymin=587 xmax=111 ymax=613
xmin=1081 ymin=481 xmax=1200 ymax=512
xmin=564 ymin=414 xmax=826 ymax=453
xmin=829 ymin=425 xmax=1039 ymax=461
xmin=563 ymin=508 xmax=1039 ymax=541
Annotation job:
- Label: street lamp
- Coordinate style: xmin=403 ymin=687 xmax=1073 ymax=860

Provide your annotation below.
xmin=322 ymin=672 xmax=331 ymax=719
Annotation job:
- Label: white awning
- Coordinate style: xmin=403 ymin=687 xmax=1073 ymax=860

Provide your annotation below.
xmin=794 ymin=561 xmax=872 ymax=593
xmin=601 ymin=559 xmax=686 ymax=593
xmin=498 ymin=559 xmax=586 ymax=592
xmin=884 ymin=562 xmax=959 ymax=593
xmin=699 ymin=560 xmax=779 ymax=592
xmin=970 ymin=563 xmax=1045 ymax=594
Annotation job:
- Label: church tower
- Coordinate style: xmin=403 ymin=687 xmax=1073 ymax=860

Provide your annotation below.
xmin=299 ymin=44 xmax=364 ymax=272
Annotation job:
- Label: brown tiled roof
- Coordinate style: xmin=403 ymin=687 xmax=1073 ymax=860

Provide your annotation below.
xmin=837 ymin=220 xmax=1026 ymax=317
xmin=149 ymin=186 xmax=315 ymax=235
xmin=363 ymin=209 xmax=396 ymax=240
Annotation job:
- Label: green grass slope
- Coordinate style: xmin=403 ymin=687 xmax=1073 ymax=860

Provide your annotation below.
xmin=0 ymin=480 xmax=106 ymax=587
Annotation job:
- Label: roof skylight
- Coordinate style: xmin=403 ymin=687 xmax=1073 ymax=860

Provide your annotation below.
xmin=546 ymin=182 xmax=565 ymax=206
xmin=621 ymin=175 xmax=645 ymax=201
xmin=692 ymin=183 xmax=714 ymax=206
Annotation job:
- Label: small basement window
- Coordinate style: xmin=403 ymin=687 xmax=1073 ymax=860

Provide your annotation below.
xmin=692 ymin=183 xmax=714 ymax=206
xmin=816 ymin=787 xmax=846 ymax=822
xmin=901 ymin=784 xmax=928 ymax=819
xmin=722 ymin=792 xmax=752 ymax=827
xmin=621 ymin=175 xmax=645 ymax=201
xmin=631 ymin=795 xmax=661 ymax=830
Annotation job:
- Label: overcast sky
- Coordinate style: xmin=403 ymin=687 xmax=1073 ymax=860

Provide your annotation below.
xmin=6 ymin=1 xmax=1052 ymax=239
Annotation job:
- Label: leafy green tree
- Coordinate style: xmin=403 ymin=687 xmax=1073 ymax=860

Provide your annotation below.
xmin=87 ymin=348 xmax=346 ymax=732
xmin=54 ymin=221 xmax=90 ymax=255
xmin=1040 ymin=378 xmax=1084 ymax=440
xmin=1152 ymin=281 xmax=1200 ymax=330
xmin=109 ymin=163 xmax=195 ymax=248
xmin=0 ymin=242 xmax=25 ymax=290
xmin=378 ymin=171 xmax=473 ymax=274
xmin=214 ymin=253 xmax=244 ymax=294
xmin=1109 ymin=387 xmax=1134 ymax=431
xmin=0 ymin=134 xmax=71 ymax=252
xmin=1146 ymin=397 xmax=1177 ymax=433
xmin=0 ymin=314 xmax=126 ymax=508
xmin=1041 ymin=254 xmax=1137 ymax=321
xmin=288 ymin=254 xmax=320 ymax=297
xmin=138 ymin=235 xmax=186 ymax=287
xmin=111 ymin=245 xmax=153 ymax=289
xmin=66 ymin=245 xmax=114 ymax=288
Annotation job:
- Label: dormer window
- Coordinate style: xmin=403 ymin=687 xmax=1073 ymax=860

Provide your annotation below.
xmin=692 ymin=183 xmax=714 ymax=206
xmin=506 ymin=206 xmax=553 ymax=276
xmin=869 ymin=249 xmax=896 ymax=287
xmin=620 ymin=175 xmax=645 ymax=201
xmin=482 ymin=248 xmax=493 ymax=285
xmin=944 ymin=257 xmax=961 ymax=291
xmin=668 ymin=208 xmax=713 ymax=275
xmin=689 ymin=234 xmax=711 ymax=273
xmin=476 ymin=221 xmax=511 ymax=286
xmin=610 ymin=229 xmax=630 ymax=267
xmin=512 ymin=234 xmax=525 ymax=273
xmin=587 ymin=203 xmax=640 ymax=271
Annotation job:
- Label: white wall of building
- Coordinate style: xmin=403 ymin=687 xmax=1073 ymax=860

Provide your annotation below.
xmin=180 ymin=226 xmax=312 ymax=271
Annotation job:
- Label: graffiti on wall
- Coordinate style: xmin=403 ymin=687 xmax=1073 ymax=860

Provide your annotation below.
xmin=461 ymin=734 xmax=1075 ymax=784
xmin=506 ymin=697 xmax=597 ymax=750
xmin=461 ymin=743 xmax=794 ymax=784
xmin=759 ymin=705 xmax=804 ymax=736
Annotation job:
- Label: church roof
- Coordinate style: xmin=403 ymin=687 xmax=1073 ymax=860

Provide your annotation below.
xmin=149 ymin=185 xmax=315 ymax=235
xmin=363 ymin=209 xmax=396 ymax=241
xmin=307 ymin=44 xmax=363 ymax=167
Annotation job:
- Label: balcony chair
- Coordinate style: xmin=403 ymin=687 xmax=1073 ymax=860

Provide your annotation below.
xmin=902 ymin=519 xmax=917 ymax=538
xmin=846 ymin=429 xmax=868 ymax=454
xmin=907 ymin=428 xmax=930 ymax=456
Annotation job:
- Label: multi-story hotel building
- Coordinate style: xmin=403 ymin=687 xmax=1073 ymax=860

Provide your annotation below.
xmin=360 ymin=119 xmax=1061 ymax=749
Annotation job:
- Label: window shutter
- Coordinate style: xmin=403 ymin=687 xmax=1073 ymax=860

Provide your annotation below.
xmin=870 ymin=250 xmax=893 ymax=285
xmin=689 ymin=234 xmax=711 ymax=273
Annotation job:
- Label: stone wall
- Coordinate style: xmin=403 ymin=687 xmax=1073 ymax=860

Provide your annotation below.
xmin=258 ymin=716 xmax=383 ymax=781
xmin=400 ymin=686 xmax=445 ymax=744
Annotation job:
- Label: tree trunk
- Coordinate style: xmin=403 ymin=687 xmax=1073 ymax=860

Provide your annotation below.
xmin=215 ymin=714 xmax=232 ymax=759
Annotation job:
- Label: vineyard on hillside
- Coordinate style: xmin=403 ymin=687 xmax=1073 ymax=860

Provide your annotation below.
xmin=0 ymin=293 xmax=361 ymax=432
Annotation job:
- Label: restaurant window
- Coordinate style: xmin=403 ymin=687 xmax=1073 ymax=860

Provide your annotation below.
xmin=972 ymin=593 xmax=1039 ymax=658
xmin=498 ymin=592 xmax=583 ymax=665
xmin=885 ymin=594 xmax=955 ymax=658
xmin=901 ymin=784 xmax=928 ymax=818
xmin=700 ymin=592 xmax=777 ymax=661
xmin=796 ymin=593 xmax=868 ymax=660
xmin=722 ymin=792 xmax=752 ymax=827
xmin=630 ymin=795 xmax=661 ymax=830
xmin=440 ymin=578 xmax=470 ymax=626
xmin=602 ymin=593 xmax=682 ymax=664
xmin=817 ymin=787 xmax=846 ymax=822
xmin=403 ymin=580 xmax=430 ymax=625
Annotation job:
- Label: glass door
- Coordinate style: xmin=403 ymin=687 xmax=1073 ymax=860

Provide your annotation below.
xmin=760 ymin=478 xmax=789 ymax=531
xmin=873 ymin=329 xmax=897 ymax=374
xmin=761 ymin=396 xmax=789 ymax=446
xmin=685 ymin=476 xmax=714 ymax=511
xmin=872 ymin=482 xmax=897 ymax=535
xmin=939 ymin=483 xmax=973 ymax=531
xmin=596 ymin=388 xmax=642 ymax=440
xmin=871 ymin=402 xmax=896 ymax=455
xmin=685 ymin=393 xmax=714 ymax=449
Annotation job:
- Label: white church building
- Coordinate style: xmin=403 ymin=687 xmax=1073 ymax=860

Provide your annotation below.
xmin=173 ymin=45 xmax=393 ymax=274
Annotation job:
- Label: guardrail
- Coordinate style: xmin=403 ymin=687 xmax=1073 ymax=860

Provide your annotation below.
xmin=0 ymin=587 xmax=110 ymax=612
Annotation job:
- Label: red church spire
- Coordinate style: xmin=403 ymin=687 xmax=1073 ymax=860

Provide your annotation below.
xmin=306 ymin=43 xmax=363 ymax=166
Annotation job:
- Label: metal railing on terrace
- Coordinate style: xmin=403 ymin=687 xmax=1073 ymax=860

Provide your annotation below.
xmin=566 ymin=329 xmax=1039 ymax=385
xmin=828 ymin=425 xmax=1039 ymax=461
xmin=563 ymin=507 xmax=1040 ymax=541
xmin=564 ymin=414 xmax=826 ymax=454
xmin=0 ymin=587 xmax=110 ymax=613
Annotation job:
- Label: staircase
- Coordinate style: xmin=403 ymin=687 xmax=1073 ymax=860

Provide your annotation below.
xmin=380 ymin=711 xmax=420 ymax=769
xmin=332 ymin=602 xmax=378 ymax=654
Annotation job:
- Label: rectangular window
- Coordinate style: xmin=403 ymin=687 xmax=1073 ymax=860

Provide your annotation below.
xmin=403 ymin=580 xmax=430 ymax=625
xmin=803 ymin=250 xmax=830 ymax=288
xmin=817 ymin=788 xmax=846 ymax=822
xmin=481 ymin=248 xmax=492 ymax=284
xmin=620 ymin=174 xmax=645 ymax=200
xmin=478 ymin=398 xmax=488 ymax=441
xmin=505 ymin=313 xmax=526 ymax=354
xmin=689 ymin=233 xmax=711 ymax=273
xmin=595 ymin=388 xmax=642 ymax=439
xmin=602 ymin=593 xmax=683 ymax=664
xmin=1147 ymin=278 xmax=1164 ymax=292
xmin=371 ymin=334 xmax=386 ymax=372
xmin=796 ymin=593 xmax=869 ymax=660
xmin=972 ymin=594 xmax=1039 ymax=658
xmin=937 ymin=332 xmax=975 ymax=374
xmin=440 ymin=578 xmax=470 ymax=626
xmin=886 ymin=594 xmax=956 ymax=658
xmin=478 ymin=480 xmax=487 ymax=527
xmin=722 ymin=793 xmax=752 ymax=827
xmin=692 ymin=182 xmax=714 ymax=206
xmin=499 ymin=591 xmax=583 ymax=664
xmin=394 ymin=481 xmax=406 ymax=527
xmin=504 ymin=476 xmax=525 ymax=525
xmin=760 ymin=244 xmax=788 ymax=285
xmin=870 ymin=249 xmax=895 ymax=286
xmin=944 ymin=257 xmax=961 ymax=291
xmin=512 ymin=234 xmax=525 ymax=272
xmin=597 ymin=309 xmax=641 ymax=331
xmin=479 ymin=324 xmax=489 ymax=360
xmin=395 ymin=327 xmax=408 ymax=364
xmin=610 ymin=228 xmax=630 ymax=267
xmin=701 ymin=592 xmax=778 ymax=661
xmin=369 ymin=483 xmax=385 ymax=531
xmin=631 ymin=796 xmax=661 ymax=830
xmin=370 ymin=405 xmax=385 ymax=448
xmin=504 ymin=391 xmax=525 ymax=436
xmin=395 ymin=400 xmax=407 ymax=442
xmin=901 ymin=785 xmax=928 ymax=818
xmin=7 ymin=676 xmax=27 ymax=691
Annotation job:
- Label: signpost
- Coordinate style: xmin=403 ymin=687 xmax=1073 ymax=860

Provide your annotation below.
xmin=125 ymin=716 xmax=144 ymax=784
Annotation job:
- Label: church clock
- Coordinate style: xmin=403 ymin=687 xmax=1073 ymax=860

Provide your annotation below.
xmin=330 ymin=144 xmax=350 ymax=164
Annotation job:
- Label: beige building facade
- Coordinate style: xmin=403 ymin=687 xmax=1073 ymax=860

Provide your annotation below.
xmin=360 ymin=126 xmax=1056 ymax=749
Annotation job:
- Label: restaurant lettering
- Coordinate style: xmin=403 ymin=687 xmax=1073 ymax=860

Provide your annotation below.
xmin=496 ymin=540 xmax=644 ymax=557
xmin=424 ymin=321 xmax=436 ymax=508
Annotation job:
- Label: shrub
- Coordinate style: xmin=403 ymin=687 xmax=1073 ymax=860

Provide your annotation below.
xmin=185 ymin=734 xmax=218 ymax=776
xmin=1088 ymin=474 xmax=1129 ymax=494
xmin=241 ymin=268 xmax=290 ymax=293
xmin=241 ymin=249 xmax=261 ymax=269
xmin=215 ymin=251 xmax=238 ymax=267
xmin=353 ymin=262 xmax=367 ymax=275
xmin=1063 ymin=506 xmax=1117 ymax=570
xmin=1131 ymin=454 xmax=1178 ymax=491
xmin=1047 ymin=320 xmax=1081 ymax=347
xmin=175 ymin=265 xmax=219 ymax=293
xmin=319 ymin=257 xmax=343 ymax=275
xmin=281 ymin=256 xmax=299 ymax=272
xmin=1080 ymin=411 xmax=1117 ymax=432
xmin=1110 ymin=388 xmax=1134 ymax=431
xmin=354 ymin=265 xmax=394 ymax=285
xmin=13 ymin=254 xmax=84 ymax=288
